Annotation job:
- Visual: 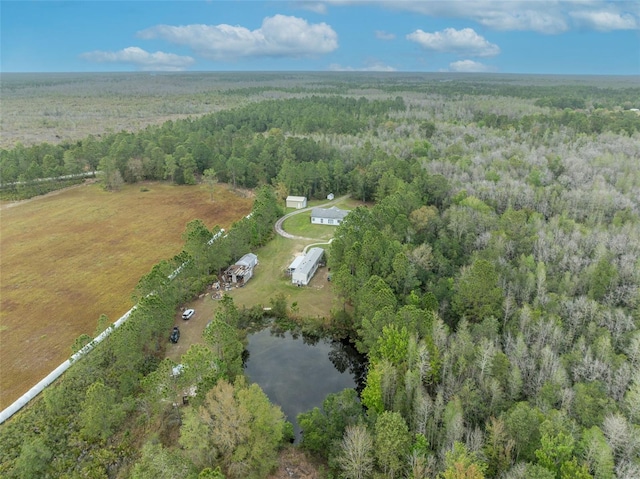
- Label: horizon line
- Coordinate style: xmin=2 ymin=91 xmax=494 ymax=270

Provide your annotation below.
xmin=1 ymin=70 xmax=639 ymax=78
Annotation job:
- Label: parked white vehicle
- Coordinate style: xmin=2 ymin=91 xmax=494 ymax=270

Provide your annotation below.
xmin=182 ymin=309 xmax=195 ymax=320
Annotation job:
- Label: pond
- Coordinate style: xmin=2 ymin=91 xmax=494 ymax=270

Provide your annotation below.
xmin=243 ymin=327 xmax=366 ymax=443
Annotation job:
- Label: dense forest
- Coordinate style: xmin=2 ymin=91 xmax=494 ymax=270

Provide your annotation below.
xmin=0 ymin=73 xmax=639 ymax=478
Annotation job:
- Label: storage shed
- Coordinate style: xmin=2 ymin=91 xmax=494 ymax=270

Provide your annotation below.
xmin=224 ymin=253 xmax=258 ymax=286
xmin=237 ymin=253 xmax=258 ymax=270
xmin=286 ymin=196 xmax=307 ymax=209
xmin=292 ymin=248 xmax=324 ymax=286
xmin=310 ymin=206 xmax=349 ymax=225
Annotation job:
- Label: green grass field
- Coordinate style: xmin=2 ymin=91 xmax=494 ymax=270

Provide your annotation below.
xmin=281 ymin=196 xmax=362 ymax=241
xmin=0 ymin=182 xmax=253 ymax=408
xmin=229 ymin=199 xmax=364 ymax=319
xmin=282 ymin=212 xmax=338 ymax=241
xmin=230 ymin=235 xmax=336 ymax=316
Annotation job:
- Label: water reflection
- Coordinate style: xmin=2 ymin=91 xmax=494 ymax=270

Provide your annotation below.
xmin=328 ymin=340 xmax=367 ymax=393
xmin=243 ymin=327 xmax=366 ymax=442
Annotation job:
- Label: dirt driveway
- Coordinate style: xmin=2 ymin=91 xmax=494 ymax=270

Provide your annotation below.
xmin=165 ymin=289 xmax=220 ymax=361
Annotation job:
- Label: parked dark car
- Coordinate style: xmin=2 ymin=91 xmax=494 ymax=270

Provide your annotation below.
xmin=170 ymin=326 xmax=180 ymax=344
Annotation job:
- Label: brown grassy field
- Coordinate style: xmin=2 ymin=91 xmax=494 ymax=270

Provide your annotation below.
xmin=0 ymin=73 xmax=246 ymax=149
xmin=0 ymin=181 xmax=253 ymax=408
xmin=0 ymin=72 xmax=326 ymax=149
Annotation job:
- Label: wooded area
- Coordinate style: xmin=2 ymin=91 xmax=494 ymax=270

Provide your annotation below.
xmin=0 ymin=73 xmax=638 ymax=478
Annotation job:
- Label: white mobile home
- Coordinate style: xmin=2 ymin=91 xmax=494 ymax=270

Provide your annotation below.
xmin=286 ymin=196 xmax=307 ymax=209
xmin=291 ymin=248 xmax=324 ymax=286
xmin=310 ymin=206 xmax=349 ymax=225
xmin=287 ymin=255 xmax=305 ymax=275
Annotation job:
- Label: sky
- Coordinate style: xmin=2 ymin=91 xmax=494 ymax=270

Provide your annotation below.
xmin=1 ymin=1 xmax=639 ymax=75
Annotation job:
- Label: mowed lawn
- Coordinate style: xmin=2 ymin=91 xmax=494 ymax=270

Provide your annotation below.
xmin=166 ymin=235 xmax=339 ymax=362
xmin=281 ymin=211 xmax=337 ymax=241
xmin=166 ymin=200 xmax=364 ymax=363
xmin=0 ymin=182 xmax=253 ymax=408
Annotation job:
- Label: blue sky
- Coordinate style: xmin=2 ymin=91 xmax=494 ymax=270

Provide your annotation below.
xmin=1 ymin=1 xmax=639 ymax=74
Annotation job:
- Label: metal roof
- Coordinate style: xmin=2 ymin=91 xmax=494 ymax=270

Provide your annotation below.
xmin=295 ymin=248 xmax=324 ymax=277
xmin=286 ymin=195 xmax=307 ymax=202
xmin=236 ymin=253 xmax=258 ymax=267
xmin=310 ymin=206 xmax=349 ymax=220
xmin=288 ymin=255 xmax=305 ymax=271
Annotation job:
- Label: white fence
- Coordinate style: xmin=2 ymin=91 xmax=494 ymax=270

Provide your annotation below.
xmin=0 ymin=308 xmax=134 ymax=424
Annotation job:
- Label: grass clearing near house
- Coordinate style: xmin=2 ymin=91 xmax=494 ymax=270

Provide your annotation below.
xmin=231 ymin=234 xmax=336 ymax=319
xmin=281 ymin=197 xmax=364 ymax=241
xmin=282 ymin=212 xmax=337 ymax=241
xmin=334 ymin=197 xmax=364 ymax=210
xmin=166 ymin=232 xmax=340 ymax=363
xmin=0 ymin=181 xmax=253 ymax=408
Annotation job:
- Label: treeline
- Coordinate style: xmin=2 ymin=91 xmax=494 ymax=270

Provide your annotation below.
xmin=299 ymin=154 xmax=639 ymax=477
xmin=0 ymin=187 xmax=284 ymax=478
xmin=474 ymin=108 xmax=640 ymax=136
xmin=223 ymin=74 xmax=640 ymax=110
xmin=0 ymin=95 xmax=404 ymax=198
xmin=2 ymin=86 xmax=638 ymax=204
xmin=0 ymin=176 xmax=86 ymax=199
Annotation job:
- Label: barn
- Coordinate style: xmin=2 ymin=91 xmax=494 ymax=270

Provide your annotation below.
xmin=291 ymin=248 xmax=324 ymax=286
xmin=310 ymin=206 xmax=349 ymax=225
xmin=286 ymin=196 xmax=307 ymax=209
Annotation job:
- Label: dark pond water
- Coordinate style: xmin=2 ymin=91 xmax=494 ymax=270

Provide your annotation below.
xmin=243 ymin=328 xmax=366 ymax=443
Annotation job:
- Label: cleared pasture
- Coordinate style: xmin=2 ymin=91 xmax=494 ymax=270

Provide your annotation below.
xmin=0 ymin=182 xmax=253 ymax=408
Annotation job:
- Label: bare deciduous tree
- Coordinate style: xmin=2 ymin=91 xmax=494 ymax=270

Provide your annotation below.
xmin=337 ymin=424 xmax=375 ymax=479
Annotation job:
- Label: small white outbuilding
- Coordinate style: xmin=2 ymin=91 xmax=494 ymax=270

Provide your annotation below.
xmin=286 ymin=196 xmax=307 ymax=209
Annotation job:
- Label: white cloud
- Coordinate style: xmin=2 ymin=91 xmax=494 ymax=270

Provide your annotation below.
xmin=375 ymin=30 xmax=396 ymax=40
xmin=449 ymin=59 xmax=494 ymax=72
xmin=570 ymin=9 xmax=638 ymax=31
xmin=476 ymin=7 xmax=569 ymax=33
xmin=296 ymin=2 xmax=328 ymax=14
xmin=373 ymin=1 xmax=570 ymax=34
xmin=407 ymin=27 xmax=500 ymax=57
xmin=323 ymin=0 xmax=640 ymax=34
xmin=328 ymin=61 xmax=397 ymax=71
xmin=138 ymin=15 xmax=338 ymax=60
xmin=80 ymin=47 xmax=194 ymax=71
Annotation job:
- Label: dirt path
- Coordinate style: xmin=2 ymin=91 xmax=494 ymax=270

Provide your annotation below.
xmin=268 ymin=446 xmax=324 ymax=479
